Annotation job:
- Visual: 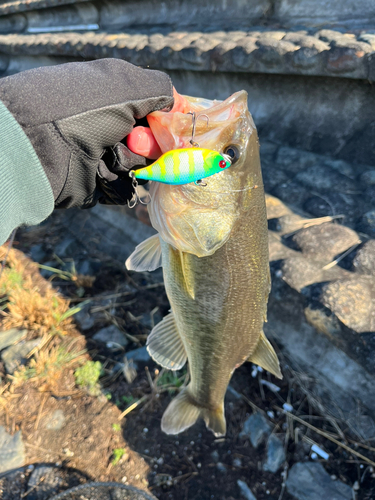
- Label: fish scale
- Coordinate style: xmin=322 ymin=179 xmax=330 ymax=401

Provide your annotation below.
xmin=133 ymin=147 xmax=230 ymax=185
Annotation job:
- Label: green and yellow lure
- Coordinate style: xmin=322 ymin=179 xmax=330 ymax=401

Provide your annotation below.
xmin=133 ymin=148 xmax=231 ymax=185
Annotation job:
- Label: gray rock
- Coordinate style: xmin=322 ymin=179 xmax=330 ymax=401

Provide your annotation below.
xmin=0 ymin=328 xmax=27 ymax=351
xmin=353 ymin=240 xmax=375 ymax=275
xmin=272 ymin=181 xmax=310 ymax=209
xmin=263 ymin=435 xmax=286 ymax=473
xmin=276 ymin=147 xmax=318 ymax=174
xmin=124 ymin=346 xmax=150 ymax=365
xmin=291 ymin=223 xmax=360 ymax=262
xmin=2 ymin=338 xmax=41 ymax=374
xmin=321 ymin=278 xmax=374 ymax=333
xmin=237 ymin=480 xmax=257 ymax=500
xmin=360 ymin=169 xmax=375 ymax=185
xmin=211 ymin=450 xmax=219 ymax=463
xmin=0 ymin=426 xmax=25 ymax=473
xmin=93 ymin=325 xmax=128 ymax=348
xmin=54 ymin=236 xmax=83 ymax=259
xmin=303 ymin=192 xmax=362 ymax=221
xmin=286 ymin=462 xmax=352 ymax=500
xmin=27 ymin=465 xmax=64 ymax=500
xmin=74 ymin=304 xmax=95 ymax=331
xmin=295 ymin=165 xmax=358 ymax=193
xmin=30 ymin=243 xmax=47 ymax=263
xmin=45 ymin=409 xmax=66 ymax=431
xmin=262 ymin=162 xmax=290 ymax=192
xmin=358 ymin=210 xmax=375 ymax=238
xmin=323 ymin=159 xmax=354 ymax=178
xmin=216 ymin=462 xmax=226 ymax=473
xmin=239 ymin=412 xmax=272 ymax=448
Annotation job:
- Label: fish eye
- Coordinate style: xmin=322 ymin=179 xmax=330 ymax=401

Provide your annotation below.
xmin=223 ymin=145 xmax=240 ymax=164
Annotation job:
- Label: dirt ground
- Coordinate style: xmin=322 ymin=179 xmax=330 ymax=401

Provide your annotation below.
xmin=0 ymin=213 xmax=375 ymax=500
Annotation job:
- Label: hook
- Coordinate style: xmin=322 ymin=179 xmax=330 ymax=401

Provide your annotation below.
xmin=127 ymin=171 xmax=151 ymax=208
xmin=194 ymin=179 xmax=207 ymax=187
xmin=187 ymin=112 xmax=209 ymax=147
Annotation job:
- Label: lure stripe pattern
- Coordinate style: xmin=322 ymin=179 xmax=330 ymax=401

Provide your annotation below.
xmin=133 ymin=148 xmax=231 ymax=185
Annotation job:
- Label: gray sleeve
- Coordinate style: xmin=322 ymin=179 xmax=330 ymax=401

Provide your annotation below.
xmin=0 ymin=100 xmax=54 ymax=245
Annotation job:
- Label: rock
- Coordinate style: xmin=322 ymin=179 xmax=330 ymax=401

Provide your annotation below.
xmin=360 ymin=169 xmax=375 ymax=185
xmin=27 ymin=465 xmax=64 ymax=500
xmin=211 ymin=450 xmax=219 ymax=463
xmin=0 ymin=426 xmax=25 ymax=473
xmin=323 ymin=159 xmax=354 ymax=178
xmin=93 ymin=325 xmax=128 ymax=348
xmin=1 ymin=338 xmax=41 ymax=374
xmin=239 ymin=412 xmax=272 ymax=448
xmin=286 ymin=462 xmax=352 ymax=500
xmin=321 ymin=278 xmax=374 ymax=333
xmin=265 ymin=194 xmax=292 ymax=220
xmin=291 ymin=223 xmax=360 ymax=262
xmin=74 ymin=303 xmax=95 ymax=331
xmin=124 ymin=346 xmax=151 ymax=366
xmin=275 ymin=147 xmax=318 ymax=174
xmin=272 ymin=181 xmax=310 ymax=209
xmin=262 ymin=162 xmax=290 ymax=192
xmin=353 ymin=240 xmax=375 ymax=275
xmin=357 ymin=210 xmax=375 ymax=238
xmin=0 ymin=328 xmax=27 ymax=351
xmin=216 ymin=462 xmax=226 ymax=473
xmin=237 ymin=480 xmax=257 ymax=500
xmin=263 ymin=435 xmax=286 ymax=473
xmin=295 ymin=165 xmax=358 ymax=193
xmin=54 ymin=236 xmax=83 ymax=259
xmin=29 ymin=243 xmax=47 ymax=263
xmin=281 ymin=256 xmax=324 ymax=292
xmin=303 ymin=192 xmax=362 ymax=221
xmin=45 ymin=410 xmax=66 ymax=431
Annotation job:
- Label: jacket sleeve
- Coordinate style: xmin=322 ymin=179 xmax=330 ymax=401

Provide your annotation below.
xmin=0 ymin=100 xmax=54 ymax=246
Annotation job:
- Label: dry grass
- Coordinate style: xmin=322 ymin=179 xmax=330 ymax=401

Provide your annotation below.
xmin=0 ymin=243 xmax=87 ymax=395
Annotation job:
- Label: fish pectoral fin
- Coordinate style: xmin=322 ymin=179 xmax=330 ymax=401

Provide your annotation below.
xmin=248 ymin=331 xmax=282 ymax=379
xmin=146 ymin=311 xmax=187 ymax=370
xmin=179 ymin=251 xmax=195 ymax=299
xmin=161 ymin=386 xmax=226 ymax=437
xmin=125 ymin=234 xmax=162 ymax=272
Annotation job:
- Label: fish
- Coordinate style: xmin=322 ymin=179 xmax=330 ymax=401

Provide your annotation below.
xmin=133 ymin=148 xmax=231 ymax=185
xmin=126 ymin=90 xmax=281 ymax=437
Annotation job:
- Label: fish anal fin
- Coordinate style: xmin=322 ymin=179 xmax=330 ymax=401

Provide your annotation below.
xmin=248 ymin=331 xmax=282 ymax=379
xmin=161 ymin=386 xmax=227 ymax=437
xmin=179 ymin=251 xmax=195 ymax=300
xmin=146 ymin=311 xmax=187 ymax=370
xmin=125 ymin=234 xmax=162 ymax=272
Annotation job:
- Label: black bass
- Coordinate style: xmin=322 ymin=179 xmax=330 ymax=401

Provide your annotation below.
xmin=126 ymin=90 xmax=281 ymax=436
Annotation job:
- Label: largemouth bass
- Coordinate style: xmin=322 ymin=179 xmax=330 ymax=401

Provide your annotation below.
xmin=126 ymin=90 xmax=281 ymax=437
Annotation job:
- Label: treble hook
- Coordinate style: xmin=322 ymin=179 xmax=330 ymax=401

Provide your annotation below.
xmin=127 ymin=171 xmax=151 ymax=208
xmin=187 ymin=111 xmax=209 ymax=147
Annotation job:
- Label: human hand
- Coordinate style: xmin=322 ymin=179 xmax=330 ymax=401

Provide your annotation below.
xmin=0 ymin=58 xmax=174 ymax=208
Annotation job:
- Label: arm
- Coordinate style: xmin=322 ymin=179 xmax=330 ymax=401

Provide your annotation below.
xmin=0 ymin=58 xmax=174 ymax=245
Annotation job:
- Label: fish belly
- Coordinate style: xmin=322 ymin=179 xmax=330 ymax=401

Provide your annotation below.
xmin=161 ymin=186 xmax=269 ymax=410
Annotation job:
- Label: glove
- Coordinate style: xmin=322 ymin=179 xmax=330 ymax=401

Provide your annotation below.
xmin=0 ymin=58 xmax=174 ymax=208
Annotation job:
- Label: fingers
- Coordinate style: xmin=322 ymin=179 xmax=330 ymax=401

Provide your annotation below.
xmin=126 ymin=126 xmax=162 ymax=159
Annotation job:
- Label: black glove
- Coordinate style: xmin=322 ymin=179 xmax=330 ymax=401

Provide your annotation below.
xmin=0 ymin=58 xmax=174 ymax=208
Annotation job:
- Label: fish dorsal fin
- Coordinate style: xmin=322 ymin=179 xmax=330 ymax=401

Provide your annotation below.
xmin=146 ymin=311 xmax=187 ymax=370
xmin=125 ymin=234 xmax=162 ymax=272
xmin=179 ymin=251 xmax=195 ymax=300
xmin=248 ymin=331 xmax=282 ymax=379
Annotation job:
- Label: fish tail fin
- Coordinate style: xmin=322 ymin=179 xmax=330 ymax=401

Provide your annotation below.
xmin=161 ymin=386 xmax=226 ymax=437
xmin=203 ymin=403 xmax=226 ymax=437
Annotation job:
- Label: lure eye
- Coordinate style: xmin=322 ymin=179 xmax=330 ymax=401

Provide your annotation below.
xmin=219 ymin=160 xmax=227 ymax=169
xmin=223 ymin=145 xmax=240 ymax=164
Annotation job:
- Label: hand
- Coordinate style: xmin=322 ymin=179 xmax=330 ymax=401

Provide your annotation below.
xmin=0 ymin=59 xmax=174 ymax=208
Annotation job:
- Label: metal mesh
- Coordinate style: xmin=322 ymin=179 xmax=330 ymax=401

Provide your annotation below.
xmin=49 ymin=482 xmax=158 ymax=500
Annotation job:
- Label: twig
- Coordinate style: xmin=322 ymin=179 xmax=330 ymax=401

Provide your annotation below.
xmin=34 ymin=395 xmax=48 ymax=430
xmin=118 ymin=395 xmax=149 ymax=420
xmin=274 ymin=406 xmax=375 ymax=467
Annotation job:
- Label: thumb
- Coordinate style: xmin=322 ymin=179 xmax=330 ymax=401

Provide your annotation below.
xmin=126 ymin=126 xmax=162 ymax=159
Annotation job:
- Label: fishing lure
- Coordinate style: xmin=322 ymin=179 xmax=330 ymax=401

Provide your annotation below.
xmin=132 ymin=148 xmax=231 ymax=185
